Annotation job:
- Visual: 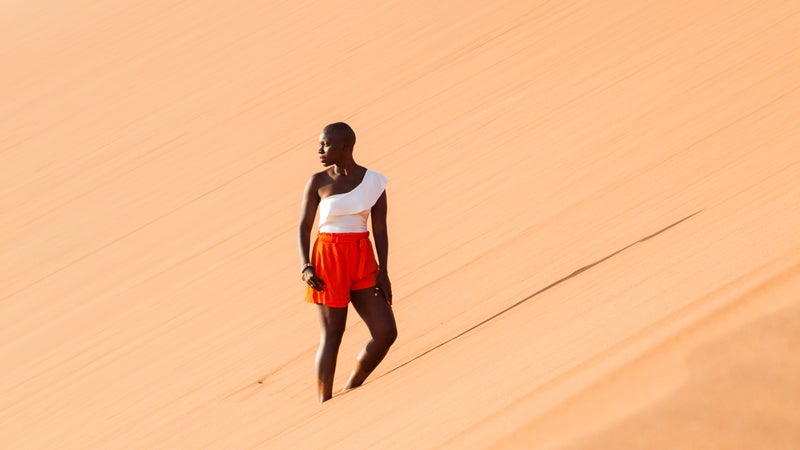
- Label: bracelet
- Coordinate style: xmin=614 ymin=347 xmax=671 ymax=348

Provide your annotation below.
xmin=301 ymin=263 xmax=313 ymax=273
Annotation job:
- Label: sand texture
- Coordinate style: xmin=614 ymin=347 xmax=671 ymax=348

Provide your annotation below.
xmin=2 ymin=0 xmax=799 ymax=448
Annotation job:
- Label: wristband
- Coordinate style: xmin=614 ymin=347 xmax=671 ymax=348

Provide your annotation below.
xmin=301 ymin=263 xmax=313 ymax=273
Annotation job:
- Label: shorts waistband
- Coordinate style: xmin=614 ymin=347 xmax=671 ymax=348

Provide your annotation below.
xmin=317 ymin=232 xmax=370 ymax=242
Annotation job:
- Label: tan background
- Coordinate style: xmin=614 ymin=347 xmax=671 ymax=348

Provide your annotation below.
xmin=2 ymin=0 xmax=799 ymax=448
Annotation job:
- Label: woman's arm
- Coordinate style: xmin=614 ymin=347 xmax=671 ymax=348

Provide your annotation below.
xmin=371 ymin=190 xmax=392 ymax=304
xmin=298 ymin=175 xmax=325 ymax=291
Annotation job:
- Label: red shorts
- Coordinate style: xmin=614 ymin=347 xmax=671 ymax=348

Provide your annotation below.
xmin=305 ymin=232 xmax=379 ymax=308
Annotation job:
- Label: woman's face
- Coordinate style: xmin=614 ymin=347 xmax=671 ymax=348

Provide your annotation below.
xmin=318 ymin=131 xmax=342 ymax=166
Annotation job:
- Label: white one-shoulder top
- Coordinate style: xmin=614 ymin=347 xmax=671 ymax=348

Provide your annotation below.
xmin=318 ymin=169 xmax=387 ymax=233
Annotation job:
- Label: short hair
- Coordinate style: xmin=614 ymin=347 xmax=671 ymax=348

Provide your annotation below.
xmin=323 ymin=122 xmax=356 ymax=148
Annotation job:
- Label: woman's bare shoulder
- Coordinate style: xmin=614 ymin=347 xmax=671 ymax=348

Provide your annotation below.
xmin=307 ymin=169 xmax=333 ymax=187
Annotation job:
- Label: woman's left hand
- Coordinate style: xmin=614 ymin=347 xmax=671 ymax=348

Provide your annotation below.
xmin=374 ymin=271 xmax=393 ymax=306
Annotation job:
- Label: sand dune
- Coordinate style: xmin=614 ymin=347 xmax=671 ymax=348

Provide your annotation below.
xmin=2 ymin=0 xmax=799 ymax=448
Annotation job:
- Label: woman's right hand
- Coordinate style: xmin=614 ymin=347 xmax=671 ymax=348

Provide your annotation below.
xmin=302 ymin=267 xmax=326 ymax=291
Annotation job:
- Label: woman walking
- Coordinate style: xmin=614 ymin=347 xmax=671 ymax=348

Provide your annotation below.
xmin=298 ymin=122 xmax=397 ymax=403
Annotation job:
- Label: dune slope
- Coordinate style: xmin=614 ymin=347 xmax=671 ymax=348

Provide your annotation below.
xmin=2 ymin=0 xmax=799 ymax=448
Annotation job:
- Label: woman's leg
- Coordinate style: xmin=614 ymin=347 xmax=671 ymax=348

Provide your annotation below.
xmin=315 ymin=304 xmax=348 ymax=403
xmin=344 ymin=288 xmax=397 ymax=390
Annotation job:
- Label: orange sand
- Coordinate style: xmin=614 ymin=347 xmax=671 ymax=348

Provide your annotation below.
xmin=2 ymin=0 xmax=799 ymax=448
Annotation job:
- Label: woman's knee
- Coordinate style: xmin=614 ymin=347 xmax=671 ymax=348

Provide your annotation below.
xmin=322 ymin=329 xmax=345 ymax=347
xmin=375 ymin=324 xmax=397 ymax=347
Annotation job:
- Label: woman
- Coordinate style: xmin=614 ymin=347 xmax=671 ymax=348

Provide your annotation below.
xmin=298 ymin=122 xmax=397 ymax=403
